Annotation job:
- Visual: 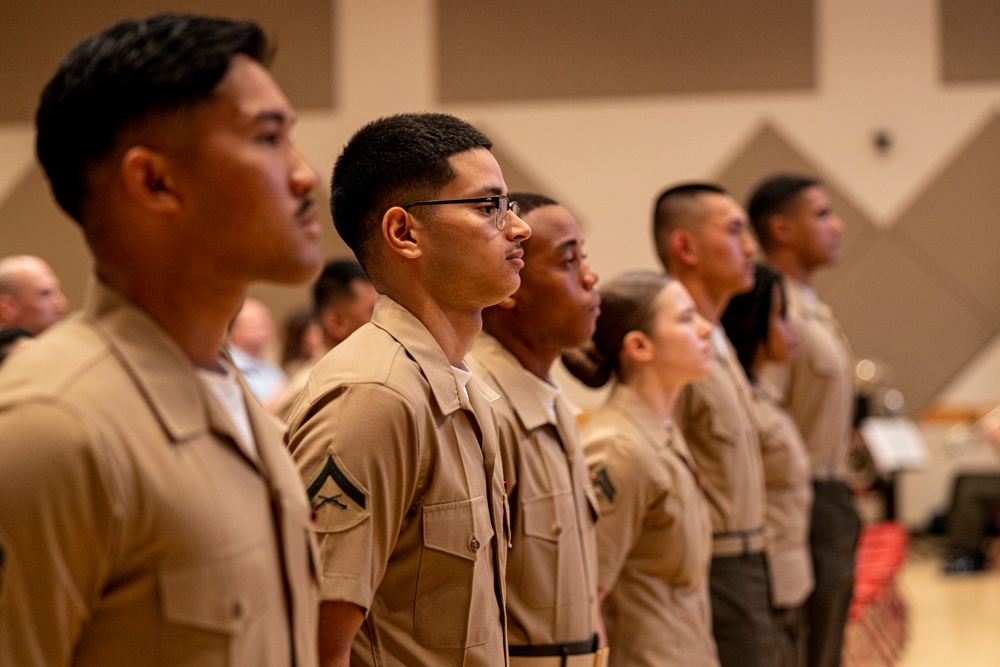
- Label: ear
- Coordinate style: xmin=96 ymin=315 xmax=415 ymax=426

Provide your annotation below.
xmin=670 ymin=229 xmax=699 ymax=267
xmin=0 ymin=293 xmax=18 ymax=323
xmin=621 ymin=330 xmax=654 ymax=364
xmin=382 ymin=207 xmax=421 ymax=260
xmin=120 ymin=146 xmax=181 ymax=215
xmin=769 ymin=213 xmax=796 ymax=245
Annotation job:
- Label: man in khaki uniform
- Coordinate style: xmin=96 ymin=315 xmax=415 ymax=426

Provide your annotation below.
xmin=0 ymin=15 xmax=322 ymax=666
xmin=749 ymin=174 xmax=861 ymax=667
xmin=653 ymin=183 xmax=779 ymax=667
xmin=285 ymin=113 xmax=530 ymax=666
xmin=466 ymin=193 xmax=606 ymax=666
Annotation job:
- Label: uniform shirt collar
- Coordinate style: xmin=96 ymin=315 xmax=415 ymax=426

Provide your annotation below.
xmin=470 ymin=332 xmax=559 ymax=431
xmin=82 ymin=279 xmax=283 ymax=464
xmin=370 ymin=295 xmax=498 ymax=415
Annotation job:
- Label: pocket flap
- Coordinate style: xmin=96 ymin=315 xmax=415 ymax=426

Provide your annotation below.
xmin=423 ymin=496 xmax=495 ymax=561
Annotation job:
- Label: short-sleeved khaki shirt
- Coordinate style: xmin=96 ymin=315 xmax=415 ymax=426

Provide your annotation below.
xmin=762 ymin=278 xmax=854 ymax=480
xmin=675 ymin=328 xmax=766 ymax=540
xmin=752 ymin=387 xmax=814 ymax=608
xmin=286 ymin=296 xmax=509 ymax=667
xmin=467 ymin=333 xmax=599 ymax=647
xmin=583 ymin=384 xmax=718 ymax=667
xmin=0 ymin=280 xmax=319 ymax=667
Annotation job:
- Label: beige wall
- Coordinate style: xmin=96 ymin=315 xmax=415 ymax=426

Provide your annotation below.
xmin=3 ymin=0 xmax=1000 ymax=424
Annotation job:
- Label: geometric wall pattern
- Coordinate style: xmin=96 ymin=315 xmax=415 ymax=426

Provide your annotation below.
xmin=717 ymin=119 xmax=1000 ymax=413
xmin=941 ymin=0 xmax=1000 ymax=82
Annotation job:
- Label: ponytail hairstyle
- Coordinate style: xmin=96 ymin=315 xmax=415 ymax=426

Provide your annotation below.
xmin=563 ymin=270 xmax=671 ymax=387
xmin=719 ymin=263 xmax=785 ymax=382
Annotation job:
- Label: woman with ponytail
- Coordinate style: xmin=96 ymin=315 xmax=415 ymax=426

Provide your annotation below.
xmin=563 ymin=271 xmax=719 ymax=667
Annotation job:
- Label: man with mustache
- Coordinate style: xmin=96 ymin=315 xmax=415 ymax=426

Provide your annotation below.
xmin=286 ymin=113 xmax=530 ymax=666
xmin=0 ymin=14 xmax=322 ymax=666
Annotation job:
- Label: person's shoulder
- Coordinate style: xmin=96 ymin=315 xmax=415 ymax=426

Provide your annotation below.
xmin=0 ymin=316 xmax=115 ymax=408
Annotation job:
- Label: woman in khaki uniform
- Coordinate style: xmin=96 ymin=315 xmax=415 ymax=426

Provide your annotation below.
xmin=564 ymin=271 xmax=719 ymax=667
xmin=722 ymin=265 xmax=814 ymax=667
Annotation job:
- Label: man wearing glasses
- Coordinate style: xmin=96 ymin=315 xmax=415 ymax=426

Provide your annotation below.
xmin=286 ymin=113 xmax=531 ymax=667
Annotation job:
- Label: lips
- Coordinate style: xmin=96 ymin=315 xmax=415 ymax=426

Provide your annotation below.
xmin=506 ymin=247 xmax=525 ymax=268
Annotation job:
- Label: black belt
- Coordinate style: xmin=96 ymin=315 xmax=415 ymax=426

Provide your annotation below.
xmin=509 ymin=635 xmax=599 ymax=657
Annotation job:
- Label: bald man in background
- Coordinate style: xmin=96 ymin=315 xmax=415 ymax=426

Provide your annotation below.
xmin=0 ymin=255 xmax=68 ymax=335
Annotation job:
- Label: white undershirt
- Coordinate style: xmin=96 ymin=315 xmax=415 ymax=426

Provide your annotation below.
xmin=197 ymin=365 xmax=258 ymax=460
xmin=524 ymin=369 xmax=561 ymax=423
xmin=453 ymin=362 xmax=474 ymax=407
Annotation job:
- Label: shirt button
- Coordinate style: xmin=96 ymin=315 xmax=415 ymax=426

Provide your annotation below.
xmin=553 ymin=525 xmax=564 ymax=537
xmin=470 ymin=536 xmax=481 ymax=552
xmin=230 ymin=599 xmax=244 ymax=619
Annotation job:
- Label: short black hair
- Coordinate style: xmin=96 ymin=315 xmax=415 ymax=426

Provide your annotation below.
xmin=509 ymin=192 xmax=558 ymax=217
xmin=747 ymin=174 xmax=821 ymax=250
xmin=36 ymin=14 xmax=269 ymax=223
xmin=0 ymin=326 xmax=33 ymax=365
xmin=329 ymin=113 xmax=492 ymax=272
xmin=720 ymin=263 xmax=785 ymax=382
xmin=651 ymin=182 xmax=728 ymax=266
xmin=312 ymin=258 xmax=370 ymax=314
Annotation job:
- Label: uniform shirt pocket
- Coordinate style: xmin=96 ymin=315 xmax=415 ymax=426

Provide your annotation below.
xmin=520 ymin=489 xmax=584 ymax=609
xmin=414 ymin=496 xmax=497 ymax=648
xmin=158 ymin=546 xmax=267 ymax=665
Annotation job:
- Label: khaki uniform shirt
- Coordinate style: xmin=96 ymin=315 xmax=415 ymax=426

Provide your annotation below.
xmin=467 ymin=333 xmax=599 ymax=647
xmin=286 ymin=296 xmax=509 ymax=667
xmin=762 ymin=279 xmax=854 ymax=481
xmin=0 ymin=280 xmax=319 ymax=667
xmin=675 ymin=328 xmax=766 ymax=541
xmin=583 ymin=384 xmax=718 ymax=667
xmin=752 ymin=387 xmax=814 ymax=608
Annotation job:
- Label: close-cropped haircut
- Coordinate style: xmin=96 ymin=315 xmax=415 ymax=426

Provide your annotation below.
xmin=312 ymin=258 xmax=370 ymax=313
xmin=509 ymin=192 xmax=558 ymax=218
xmin=720 ymin=263 xmax=785 ymax=382
xmin=746 ymin=174 xmax=821 ymax=250
xmin=651 ymin=182 xmax=728 ymax=263
xmin=36 ymin=14 xmax=269 ymax=224
xmin=329 ymin=113 xmax=492 ymax=272
xmin=562 ymin=271 xmax=671 ymax=388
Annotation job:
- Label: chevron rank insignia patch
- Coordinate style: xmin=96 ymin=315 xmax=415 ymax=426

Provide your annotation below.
xmin=307 ymin=455 xmax=370 ymax=533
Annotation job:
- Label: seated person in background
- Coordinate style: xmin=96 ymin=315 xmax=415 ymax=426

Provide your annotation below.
xmin=228 ymin=296 xmax=287 ymax=408
xmin=564 ymin=270 xmax=719 ymax=667
xmin=0 ymin=326 xmax=34 ymax=365
xmin=467 ymin=192 xmax=606 ymax=666
xmin=276 ymin=258 xmax=376 ymax=417
xmin=722 ymin=264 xmax=814 ymax=667
xmin=0 ymin=255 xmax=68 ymax=335
xmin=281 ymin=307 xmax=323 ymax=377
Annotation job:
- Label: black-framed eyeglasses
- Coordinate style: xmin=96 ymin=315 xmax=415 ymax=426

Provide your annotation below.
xmin=401 ymin=195 xmax=520 ymax=231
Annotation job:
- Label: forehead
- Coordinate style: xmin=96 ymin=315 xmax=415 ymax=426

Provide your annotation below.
xmin=523 ymin=205 xmax=582 ymax=252
xmin=203 ymin=54 xmax=294 ymax=128
xmin=660 ymin=279 xmax=693 ymax=310
xmin=794 ymin=185 xmax=829 ymax=211
xmin=697 ymin=192 xmax=746 ymax=230
xmin=440 ymin=148 xmax=505 ymax=196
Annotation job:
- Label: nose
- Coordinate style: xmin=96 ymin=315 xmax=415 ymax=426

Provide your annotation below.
xmin=290 ymin=146 xmax=319 ymax=195
xmin=741 ymin=227 xmax=758 ymax=257
xmin=506 ymin=211 xmax=531 ymax=241
xmin=581 ymin=259 xmax=599 ymax=289
xmin=831 ymin=214 xmax=844 ymax=235
xmin=694 ymin=313 xmax=712 ymax=338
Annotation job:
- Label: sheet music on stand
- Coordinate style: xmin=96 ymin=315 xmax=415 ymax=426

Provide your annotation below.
xmin=859 ymin=417 xmax=928 ymax=473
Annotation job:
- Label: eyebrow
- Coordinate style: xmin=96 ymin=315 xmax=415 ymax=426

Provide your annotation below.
xmin=251 ymin=109 xmax=295 ymax=127
xmin=555 ymin=238 xmax=582 ymax=253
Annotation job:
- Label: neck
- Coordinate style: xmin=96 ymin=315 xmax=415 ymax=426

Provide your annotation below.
xmin=677 ymin=274 xmax=725 ymax=323
xmin=96 ymin=260 xmax=245 ymax=370
xmin=382 ymin=286 xmax=482 ymax=366
xmin=625 ymin=366 xmax=683 ymax=423
xmin=483 ymin=324 xmax=558 ymax=381
xmin=767 ymin=250 xmax=813 ymax=285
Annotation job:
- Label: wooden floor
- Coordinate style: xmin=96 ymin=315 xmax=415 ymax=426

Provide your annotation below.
xmin=895 ymin=539 xmax=1000 ymax=666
